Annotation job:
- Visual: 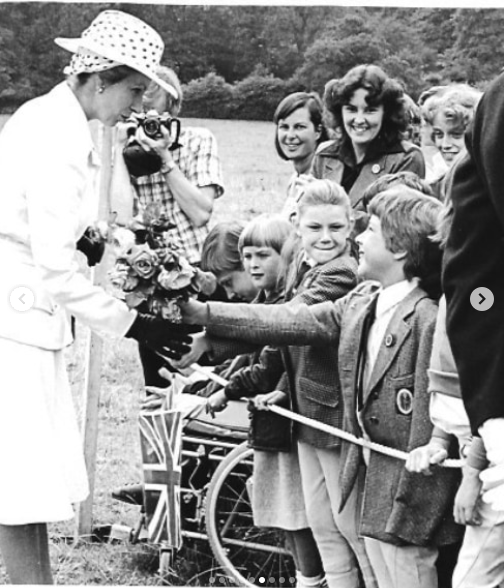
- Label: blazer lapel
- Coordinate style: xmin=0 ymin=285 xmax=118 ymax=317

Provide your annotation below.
xmin=363 ymin=288 xmax=426 ymax=403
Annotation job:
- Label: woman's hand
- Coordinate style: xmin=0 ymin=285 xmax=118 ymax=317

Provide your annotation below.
xmin=405 ymin=441 xmax=448 ymax=475
xmin=170 ymin=332 xmax=211 ymax=370
xmin=178 ymin=298 xmax=209 ymax=325
xmin=252 ymin=390 xmax=288 ymax=411
xmin=454 ymin=464 xmax=483 ymax=526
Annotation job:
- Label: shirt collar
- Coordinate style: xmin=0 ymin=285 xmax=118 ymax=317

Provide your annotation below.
xmin=376 ymin=278 xmax=419 ymax=318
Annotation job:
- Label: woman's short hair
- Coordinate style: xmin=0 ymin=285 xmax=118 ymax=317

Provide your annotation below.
xmin=273 ymin=92 xmax=329 ymax=160
xmin=368 ymin=187 xmax=443 ymax=290
xmin=238 ymin=214 xmax=295 ymax=255
xmin=143 ymin=65 xmax=183 ymax=116
xmin=298 ymin=179 xmax=352 ymax=221
xmin=200 ymin=221 xmax=245 ymax=276
xmin=323 ymin=64 xmax=409 ymax=146
xmin=421 ymin=84 xmax=481 ymax=133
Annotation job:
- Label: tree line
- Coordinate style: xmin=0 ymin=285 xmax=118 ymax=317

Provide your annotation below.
xmin=1 ymin=3 xmax=503 ymax=119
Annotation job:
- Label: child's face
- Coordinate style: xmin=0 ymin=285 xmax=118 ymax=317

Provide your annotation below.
xmin=242 ymin=246 xmax=282 ymax=294
xmin=432 ymin=113 xmax=465 ymax=166
xmin=298 ymin=204 xmax=352 ymax=265
xmin=217 ymin=270 xmax=257 ymax=302
xmin=355 ymin=214 xmax=397 ymax=283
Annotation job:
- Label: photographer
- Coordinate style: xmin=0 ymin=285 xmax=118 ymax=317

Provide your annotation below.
xmin=124 ymin=65 xmax=224 ymax=266
xmin=121 ymin=66 xmax=224 ymax=388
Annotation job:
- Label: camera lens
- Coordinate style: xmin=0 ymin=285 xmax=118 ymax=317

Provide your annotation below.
xmin=143 ymin=119 xmax=160 ymax=138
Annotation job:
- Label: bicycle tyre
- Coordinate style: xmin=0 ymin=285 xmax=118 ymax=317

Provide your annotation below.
xmin=205 ymin=442 xmax=296 ymax=587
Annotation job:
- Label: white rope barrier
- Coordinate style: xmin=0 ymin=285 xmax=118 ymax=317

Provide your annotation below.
xmin=189 ymin=363 xmax=463 ymax=469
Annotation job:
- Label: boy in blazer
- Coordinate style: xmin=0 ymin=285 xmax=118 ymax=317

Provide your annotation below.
xmin=181 ymin=187 xmax=461 ymax=588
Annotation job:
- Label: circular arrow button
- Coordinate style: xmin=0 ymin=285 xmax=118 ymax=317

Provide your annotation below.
xmin=470 ymin=287 xmax=494 ymax=311
xmin=9 ymin=286 xmax=35 ymax=312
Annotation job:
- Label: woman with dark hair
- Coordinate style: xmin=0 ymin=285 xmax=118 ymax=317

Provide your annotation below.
xmin=312 ymin=64 xmax=425 ymax=231
xmin=273 ymin=92 xmax=329 ymax=222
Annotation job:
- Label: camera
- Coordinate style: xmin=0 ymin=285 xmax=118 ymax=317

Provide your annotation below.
xmin=127 ymin=112 xmax=181 ymax=149
xmin=123 ymin=112 xmax=183 ymax=177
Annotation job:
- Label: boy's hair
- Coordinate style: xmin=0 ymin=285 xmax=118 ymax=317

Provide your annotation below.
xmin=200 ymin=221 xmax=245 ymax=276
xmin=238 ymin=214 xmax=295 ymax=255
xmin=368 ymin=187 xmax=443 ymax=297
xmin=298 ymin=179 xmax=352 ymax=221
xmin=362 ymin=171 xmax=434 ymax=210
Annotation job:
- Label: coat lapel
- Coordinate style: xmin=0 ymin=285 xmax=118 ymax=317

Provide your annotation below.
xmin=321 ymin=157 xmax=344 ymax=185
xmin=363 ymin=288 xmax=426 ymax=403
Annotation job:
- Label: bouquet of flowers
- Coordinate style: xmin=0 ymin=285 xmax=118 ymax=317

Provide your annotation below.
xmin=109 ymin=207 xmax=214 ymax=322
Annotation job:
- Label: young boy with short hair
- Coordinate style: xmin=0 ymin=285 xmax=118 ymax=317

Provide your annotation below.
xmin=181 ymin=186 xmax=461 ymax=588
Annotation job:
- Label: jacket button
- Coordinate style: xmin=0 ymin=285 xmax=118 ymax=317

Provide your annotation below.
xmin=371 ymin=164 xmax=381 ymax=174
xmin=369 ymin=416 xmax=380 ymax=425
xmin=385 ymin=334 xmax=395 ymax=347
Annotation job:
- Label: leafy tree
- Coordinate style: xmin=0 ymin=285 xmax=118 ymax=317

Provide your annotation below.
xmin=182 ymin=72 xmax=233 ymax=119
xmin=230 ymin=69 xmax=293 ymax=120
xmin=445 ymin=9 xmax=504 ymax=84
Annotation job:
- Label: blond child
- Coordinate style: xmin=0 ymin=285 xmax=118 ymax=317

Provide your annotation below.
xmin=181 ymin=187 xmax=462 ymax=588
xmin=192 ymin=180 xmax=377 ymax=588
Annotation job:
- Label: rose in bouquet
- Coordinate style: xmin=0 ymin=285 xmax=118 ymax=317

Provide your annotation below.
xmin=109 ymin=208 xmax=212 ymax=322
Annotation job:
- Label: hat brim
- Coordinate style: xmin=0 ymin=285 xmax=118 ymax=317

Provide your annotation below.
xmin=54 ymin=36 xmax=178 ymax=100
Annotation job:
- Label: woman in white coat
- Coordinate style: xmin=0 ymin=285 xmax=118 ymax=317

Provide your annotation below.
xmin=0 ymin=10 xmax=193 ymax=584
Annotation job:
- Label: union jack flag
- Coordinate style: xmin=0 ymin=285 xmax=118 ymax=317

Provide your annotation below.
xmin=139 ymin=408 xmax=183 ymax=548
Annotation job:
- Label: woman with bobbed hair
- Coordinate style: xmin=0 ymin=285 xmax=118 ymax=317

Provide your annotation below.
xmin=311 ymin=64 xmax=425 ymax=230
xmin=273 ymin=92 xmax=329 ymax=222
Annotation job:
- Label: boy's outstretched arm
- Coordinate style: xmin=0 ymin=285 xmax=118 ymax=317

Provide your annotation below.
xmin=203 ymin=298 xmax=344 ymax=347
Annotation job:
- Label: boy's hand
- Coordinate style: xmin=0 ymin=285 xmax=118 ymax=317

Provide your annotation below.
xmin=252 ymin=390 xmax=288 ymax=411
xmin=170 ymin=332 xmax=211 ymax=370
xmin=206 ymin=390 xmax=228 ymax=417
xmin=454 ymin=464 xmax=483 ymax=526
xmin=179 ymin=298 xmax=209 ymax=325
xmin=406 ymin=442 xmax=448 ymax=475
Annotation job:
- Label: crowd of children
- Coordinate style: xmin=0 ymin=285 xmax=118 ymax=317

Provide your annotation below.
xmin=166 ymin=67 xmax=501 ymax=588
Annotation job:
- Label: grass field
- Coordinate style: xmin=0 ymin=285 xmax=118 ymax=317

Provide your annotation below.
xmin=0 ymin=116 xmax=293 ymax=585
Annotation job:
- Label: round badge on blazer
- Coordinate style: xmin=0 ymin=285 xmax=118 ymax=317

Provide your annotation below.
xmin=371 ymin=163 xmax=381 ymax=174
xmin=396 ymin=388 xmax=413 ymax=415
xmin=385 ymin=334 xmax=395 ymax=347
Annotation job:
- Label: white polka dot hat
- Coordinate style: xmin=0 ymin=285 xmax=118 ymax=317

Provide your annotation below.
xmin=54 ymin=10 xmax=178 ymax=99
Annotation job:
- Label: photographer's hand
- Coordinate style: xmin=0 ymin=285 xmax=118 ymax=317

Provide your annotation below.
xmin=135 ymin=123 xmax=173 ymax=160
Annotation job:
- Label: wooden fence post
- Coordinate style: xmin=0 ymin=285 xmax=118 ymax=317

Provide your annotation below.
xmin=74 ymin=123 xmax=114 ymax=541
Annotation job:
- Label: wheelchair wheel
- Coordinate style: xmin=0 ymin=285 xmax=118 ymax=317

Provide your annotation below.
xmin=205 ymin=442 xmax=296 ymax=587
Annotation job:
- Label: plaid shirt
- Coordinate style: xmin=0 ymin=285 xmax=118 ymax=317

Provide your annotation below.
xmin=132 ymin=126 xmax=224 ymax=264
